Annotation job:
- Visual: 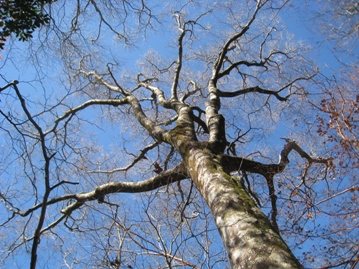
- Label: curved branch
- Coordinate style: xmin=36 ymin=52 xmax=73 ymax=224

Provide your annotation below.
xmin=128 ymin=94 xmax=168 ymax=142
xmin=205 ymin=3 xmax=266 ymax=151
xmin=61 ymin=162 xmax=189 ymax=215
xmin=0 ymin=80 xmax=19 ymax=92
xmin=19 ymin=163 xmax=189 ymax=218
xmin=89 ymin=0 xmax=128 ymax=42
xmin=218 ymin=60 xmax=266 ymax=80
xmin=46 ymin=98 xmax=129 ymax=135
xmin=137 ymin=73 xmax=173 ymax=109
xmin=221 ymin=154 xmax=283 ymax=177
xmin=218 ymin=86 xmax=288 ymax=102
xmin=212 ymin=1 xmax=265 ymax=81
xmin=266 ymin=174 xmax=279 ymax=233
xmin=218 ymin=71 xmax=318 ymax=102
xmin=222 ymin=139 xmax=330 ymax=235
xmin=79 ymin=69 xmax=169 ymax=142
xmin=221 ymin=139 xmax=330 ymax=177
xmin=0 ymin=81 xmax=56 ymax=269
xmin=89 ymin=141 xmax=161 ymax=174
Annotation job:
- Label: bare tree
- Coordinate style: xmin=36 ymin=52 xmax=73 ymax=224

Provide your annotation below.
xmin=293 ymin=0 xmax=359 ymax=60
xmin=303 ymin=66 xmax=359 ymax=269
xmin=285 ymin=1 xmax=359 ymax=267
xmin=315 ymin=0 xmax=359 ymax=49
xmin=1 ymin=0 xmax=350 ymax=268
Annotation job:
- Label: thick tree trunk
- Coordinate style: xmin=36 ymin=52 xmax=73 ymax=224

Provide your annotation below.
xmin=184 ymin=146 xmax=302 ymax=269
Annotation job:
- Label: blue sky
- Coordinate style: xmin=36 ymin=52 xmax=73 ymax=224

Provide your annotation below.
xmin=0 ymin=1 xmax=358 ymax=268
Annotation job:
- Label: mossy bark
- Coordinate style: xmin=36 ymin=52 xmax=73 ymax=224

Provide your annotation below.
xmin=147 ymin=90 xmax=302 ymax=268
xmin=182 ymin=145 xmax=302 ymax=269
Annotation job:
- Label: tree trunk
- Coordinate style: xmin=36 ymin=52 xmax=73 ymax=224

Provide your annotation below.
xmin=184 ymin=146 xmax=303 ymax=269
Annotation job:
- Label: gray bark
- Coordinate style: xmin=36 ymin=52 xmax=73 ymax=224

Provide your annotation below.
xmin=183 ymin=145 xmax=303 ymax=269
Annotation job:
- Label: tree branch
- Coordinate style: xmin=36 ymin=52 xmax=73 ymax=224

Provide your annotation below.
xmin=136 ymin=73 xmax=173 ymax=109
xmin=60 ymin=162 xmax=189 ymax=215
xmin=218 ymin=86 xmax=288 ymax=101
xmin=212 ymin=1 xmax=265 ymax=81
xmin=222 ymin=139 xmax=330 ymax=235
xmin=80 ymin=69 xmax=169 ymax=142
xmin=205 ymin=2 xmax=267 ymax=151
xmin=0 ymin=80 xmax=19 ymax=92
xmin=217 ymin=60 xmax=266 ymax=80
xmin=88 ymin=141 xmax=160 ymax=174
xmin=221 ymin=139 xmax=330 ymax=177
xmin=170 ymin=16 xmax=185 ymax=100
xmin=46 ymin=98 xmax=129 ymax=135
xmin=218 ymin=71 xmax=318 ymax=102
xmin=17 ymin=163 xmax=189 ymax=220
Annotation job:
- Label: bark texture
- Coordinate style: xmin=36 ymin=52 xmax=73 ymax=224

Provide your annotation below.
xmin=182 ymin=145 xmax=303 ymax=269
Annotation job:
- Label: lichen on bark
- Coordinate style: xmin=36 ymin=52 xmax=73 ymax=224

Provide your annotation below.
xmin=180 ymin=144 xmax=302 ymax=268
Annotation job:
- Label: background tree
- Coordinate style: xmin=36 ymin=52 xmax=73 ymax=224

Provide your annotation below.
xmin=310 ymin=0 xmax=359 ymax=54
xmin=307 ymin=67 xmax=359 ymax=269
xmin=0 ymin=0 xmax=54 ymax=50
xmin=0 ymin=0 xmax=357 ymax=268
xmin=287 ymin=0 xmax=359 ymax=267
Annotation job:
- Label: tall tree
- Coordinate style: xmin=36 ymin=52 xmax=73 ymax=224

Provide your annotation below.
xmin=1 ymin=0 xmax=354 ymax=268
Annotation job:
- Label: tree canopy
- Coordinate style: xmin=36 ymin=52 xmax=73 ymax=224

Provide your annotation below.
xmin=0 ymin=0 xmax=53 ymax=49
xmin=0 ymin=0 xmax=358 ymax=268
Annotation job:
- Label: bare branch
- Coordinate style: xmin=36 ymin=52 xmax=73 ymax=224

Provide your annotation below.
xmin=222 ymin=139 xmax=331 ymax=177
xmin=0 ymin=80 xmax=19 ymax=92
xmin=170 ymin=14 xmax=185 ymax=100
xmin=217 ymin=60 xmax=266 ymax=80
xmin=136 ymin=73 xmax=173 ymax=108
xmin=61 ymin=162 xmax=189 ymax=215
xmin=89 ymin=0 xmax=128 ymax=42
xmin=218 ymin=86 xmax=288 ymax=101
xmin=88 ymin=141 xmax=161 ymax=174
xmin=212 ymin=1 xmax=265 ymax=81
xmin=46 ymin=98 xmax=129 ymax=135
